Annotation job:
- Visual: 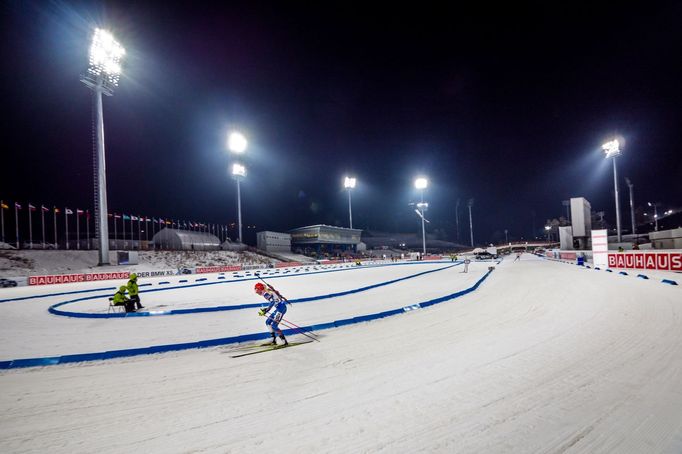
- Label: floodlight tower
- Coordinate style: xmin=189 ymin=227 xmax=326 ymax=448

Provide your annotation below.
xmin=227 ymin=132 xmax=247 ymax=242
xmin=414 ymin=177 xmax=428 ymax=255
xmin=81 ymin=28 xmax=125 ymax=265
xmin=602 ymin=139 xmax=622 ymax=242
xmin=344 ymin=177 xmax=356 ymax=229
xmin=232 ymin=162 xmax=247 ymax=243
xmin=468 ymin=198 xmax=475 ymax=247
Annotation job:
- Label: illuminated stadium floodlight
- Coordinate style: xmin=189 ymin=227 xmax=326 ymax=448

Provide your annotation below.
xmin=80 ymin=28 xmax=126 ymax=265
xmin=344 ymin=177 xmax=356 ymax=228
xmin=545 ymin=225 xmax=551 ymax=242
xmin=232 ymin=163 xmax=246 ymax=177
xmin=414 ymin=177 xmax=429 ymax=254
xmin=414 ymin=177 xmax=428 ymax=190
xmin=232 ymin=163 xmax=247 ymax=242
xmin=602 ymin=139 xmax=622 ymax=242
xmin=228 ymin=131 xmax=248 ymax=153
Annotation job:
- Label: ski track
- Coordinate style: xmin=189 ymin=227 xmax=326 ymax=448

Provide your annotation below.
xmin=1 ymin=255 xmax=681 ymax=453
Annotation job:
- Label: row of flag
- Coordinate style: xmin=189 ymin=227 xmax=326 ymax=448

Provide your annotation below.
xmin=1 ymin=200 xmax=242 ymax=249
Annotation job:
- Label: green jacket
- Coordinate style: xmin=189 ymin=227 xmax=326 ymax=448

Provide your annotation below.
xmin=112 ymin=290 xmax=129 ymax=304
xmin=127 ymin=279 xmax=139 ymax=296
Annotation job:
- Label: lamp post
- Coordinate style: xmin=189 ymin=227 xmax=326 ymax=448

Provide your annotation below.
xmin=625 ymin=177 xmax=636 ymax=235
xmin=545 ymin=225 xmax=551 ymax=243
xmin=344 ymin=177 xmax=356 ymax=229
xmin=468 ymin=198 xmax=474 ymax=247
xmin=81 ymin=28 xmax=125 ymax=265
xmin=648 ymin=202 xmax=658 ymax=231
xmin=414 ymin=177 xmax=428 ymax=255
xmin=227 ymin=131 xmax=247 ymax=243
xmin=602 ymin=139 xmax=622 ymax=242
xmin=232 ymin=163 xmax=246 ymax=243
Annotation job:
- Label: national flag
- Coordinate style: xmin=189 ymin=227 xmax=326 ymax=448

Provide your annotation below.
xmin=122 ymin=214 xmax=130 ymax=221
xmin=131 ymin=215 xmax=138 ymax=221
xmin=54 ymin=207 xmax=60 ymax=214
xmin=1 ymin=202 xmax=9 ymax=209
xmin=65 ymin=208 xmax=73 ymax=215
xmin=42 ymin=205 xmax=49 ymax=212
xmin=15 ymin=202 xmax=22 ymax=209
xmin=77 ymin=209 xmax=84 ymax=215
xmin=165 ymin=220 xmax=171 ymax=225
xmin=29 ymin=204 xmax=36 ymax=211
xmin=153 ymin=218 xmax=158 ymax=224
xmin=114 ymin=213 xmax=121 ymax=219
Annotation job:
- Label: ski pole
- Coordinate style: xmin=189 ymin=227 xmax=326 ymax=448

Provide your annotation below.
xmin=279 ymin=319 xmax=320 ymax=342
xmin=281 ymin=317 xmax=319 ymax=338
xmin=255 ymin=274 xmax=292 ymax=306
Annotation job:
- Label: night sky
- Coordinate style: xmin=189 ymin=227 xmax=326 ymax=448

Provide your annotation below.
xmin=2 ymin=1 xmax=681 ymax=245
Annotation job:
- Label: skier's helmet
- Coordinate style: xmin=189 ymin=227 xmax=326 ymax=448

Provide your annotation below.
xmin=254 ymin=282 xmax=266 ymax=292
xmin=130 ymin=273 xmax=137 ymax=280
xmin=119 ymin=286 xmax=127 ymax=292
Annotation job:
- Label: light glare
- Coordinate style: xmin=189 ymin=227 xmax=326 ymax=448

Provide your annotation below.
xmin=228 ymin=132 xmax=248 ymax=153
xmin=414 ymin=177 xmax=428 ymax=190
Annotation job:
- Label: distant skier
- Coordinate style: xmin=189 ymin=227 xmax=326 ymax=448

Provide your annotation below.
xmin=127 ymin=273 xmax=144 ymax=310
xmin=514 ymin=253 xmax=521 ymax=262
xmin=255 ymin=282 xmax=288 ymax=346
xmin=463 ymin=258 xmax=471 ymax=273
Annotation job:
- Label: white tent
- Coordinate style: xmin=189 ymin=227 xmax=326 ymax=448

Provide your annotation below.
xmin=151 ymin=228 xmax=220 ymax=251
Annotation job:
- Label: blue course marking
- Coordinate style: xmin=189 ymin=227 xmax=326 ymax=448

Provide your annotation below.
xmin=1 ymin=268 xmax=491 ymax=369
xmin=48 ymin=263 xmax=460 ymax=318
xmin=662 ymin=279 xmax=678 ymax=286
xmin=637 ymin=274 xmax=649 ymax=279
xmin=619 ymin=271 xmax=628 ymax=276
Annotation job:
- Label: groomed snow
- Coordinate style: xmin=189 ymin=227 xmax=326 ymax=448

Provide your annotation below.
xmin=1 ymin=254 xmax=681 ymax=453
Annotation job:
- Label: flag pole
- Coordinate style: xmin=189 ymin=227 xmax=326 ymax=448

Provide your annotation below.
xmin=28 ymin=204 xmax=33 ymax=249
xmin=65 ymin=208 xmax=69 ymax=250
xmin=53 ymin=208 xmax=58 ymax=248
xmin=41 ymin=206 xmax=46 ymax=249
xmin=86 ymin=211 xmax=90 ymax=249
xmin=1 ymin=201 xmax=5 ymax=244
xmin=76 ymin=210 xmax=81 ymax=250
xmin=14 ymin=203 xmax=20 ymax=249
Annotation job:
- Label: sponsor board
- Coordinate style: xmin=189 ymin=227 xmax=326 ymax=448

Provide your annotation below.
xmin=29 ymin=271 xmax=130 ymax=286
xmin=607 ymin=252 xmax=682 ymax=272
xmin=133 ymin=269 xmax=179 ymax=278
xmin=195 ymin=265 xmax=243 ymax=274
xmin=560 ymin=252 xmax=577 ymax=260
xmin=275 ymin=262 xmax=303 ymax=268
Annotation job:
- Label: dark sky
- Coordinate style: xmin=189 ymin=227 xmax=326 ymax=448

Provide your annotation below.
xmin=2 ymin=1 xmax=681 ymax=245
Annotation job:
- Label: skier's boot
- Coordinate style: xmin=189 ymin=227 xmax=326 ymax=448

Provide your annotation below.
xmin=269 ymin=333 xmax=277 ymax=345
xmin=279 ymin=335 xmax=288 ymax=346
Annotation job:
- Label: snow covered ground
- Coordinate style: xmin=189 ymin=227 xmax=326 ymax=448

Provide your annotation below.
xmin=1 ymin=254 xmax=681 ymax=453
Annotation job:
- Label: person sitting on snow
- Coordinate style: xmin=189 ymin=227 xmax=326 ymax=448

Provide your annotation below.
xmin=111 ymin=286 xmax=136 ymax=313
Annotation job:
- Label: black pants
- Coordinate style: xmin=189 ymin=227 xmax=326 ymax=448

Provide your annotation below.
xmin=130 ymin=295 xmax=142 ymax=309
xmin=116 ymin=301 xmax=136 ymax=313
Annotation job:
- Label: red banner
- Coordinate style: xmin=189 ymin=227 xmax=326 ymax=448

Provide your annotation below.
xmin=275 ymin=262 xmax=303 ymax=268
xmin=195 ymin=265 xmax=242 ymax=274
xmin=607 ymin=252 xmax=682 ymax=272
xmin=560 ymin=252 xmax=577 ymax=260
xmin=29 ymin=271 xmax=130 ymax=286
